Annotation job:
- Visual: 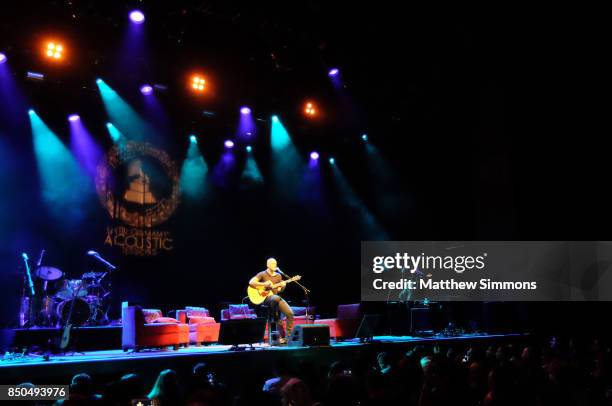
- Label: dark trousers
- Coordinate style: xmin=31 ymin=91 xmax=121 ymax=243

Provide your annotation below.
xmin=264 ymin=295 xmax=294 ymax=338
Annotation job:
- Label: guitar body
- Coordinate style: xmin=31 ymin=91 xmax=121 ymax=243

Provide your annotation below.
xmin=60 ymin=323 xmax=72 ymax=350
xmin=247 ymin=275 xmax=302 ymax=305
xmin=247 ymin=286 xmax=273 ymax=305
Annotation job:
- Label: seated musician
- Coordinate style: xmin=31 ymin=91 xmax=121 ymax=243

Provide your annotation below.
xmin=249 ymin=258 xmax=294 ymax=344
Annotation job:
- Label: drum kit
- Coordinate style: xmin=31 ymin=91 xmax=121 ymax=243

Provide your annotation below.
xmin=19 ymin=250 xmax=114 ymax=328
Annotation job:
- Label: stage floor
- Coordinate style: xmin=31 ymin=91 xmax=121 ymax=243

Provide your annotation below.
xmin=1 ymin=333 xmax=525 ymax=384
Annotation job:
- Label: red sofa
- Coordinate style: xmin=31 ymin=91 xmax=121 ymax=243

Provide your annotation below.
xmin=176 ymin=306 xmax=221 ymax=345
xmin=121 ymin=305 xmax=189 ymax=351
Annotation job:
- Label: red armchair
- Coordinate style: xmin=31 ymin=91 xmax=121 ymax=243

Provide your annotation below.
xmin=121 ymin=304 xmax=189 ymax=351
xmin=316 ymin=303 xmax=361 ymax=339
xmin=176 ymin=306 xmax=221 ymax=345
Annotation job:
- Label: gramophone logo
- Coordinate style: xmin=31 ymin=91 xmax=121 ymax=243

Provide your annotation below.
xmin=95 ymin=141 xmax=180 ymax=256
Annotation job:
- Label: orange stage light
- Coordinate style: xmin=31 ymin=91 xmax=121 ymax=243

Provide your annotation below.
xmin=44 ymin=41 xmax=65 ymax=61
xmin=190 ymin=75 xmax=206 ymax=93
xmin=304 ymin=101 xmax=317 ymax=117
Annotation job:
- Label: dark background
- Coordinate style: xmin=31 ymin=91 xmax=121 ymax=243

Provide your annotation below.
xmin=0 ymin=2 xmax=607 ymax=331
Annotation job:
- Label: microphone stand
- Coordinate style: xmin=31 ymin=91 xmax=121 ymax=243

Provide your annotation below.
xmin=99 ymin=263 xmax=116 ymax=325
xmin=301 ymin=285 xmax=312 ymax=324
xmin=281 ymin=271 xmax=312 ymax=324
xmin=20 ymin=253 xmax=35 ymax=329
xmin=88 ymin=251 xmax=117 ymax=324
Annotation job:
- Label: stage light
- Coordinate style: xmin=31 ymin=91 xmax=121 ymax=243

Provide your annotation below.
xmin=242 ymin=147 xmax=263 ymax=186
xmin=44 ymin=42 xmax=64 ymax=60
xmin=0 ymin=53 xmax=6 ymax=64
xmin=28 ymin=109 xmax=35 ymax=115
xmin=129 ymin=10 xmax=145 ymax=24
xmin=246 ymin=145 xmax=253 ymax=153
xmin=30 ymin=110 xmax=90 ymax=223
xmin=304 ymin=101 xmax=317 ymax=117
xmin=270 ymin=115 xmax=303 ymax=193
xmin=310 ymin=151 xmax=320 ymax=160
xmin=224 ymin=140 xmax=234 ymax=148
xmin=69 ymin=112 xmax=103 ymax=178
xmin=153 ymin=84 xmax=168 ymax=92
xmin=181 ymin=136 xmax=208 ymax=199
xmin=97 ymin=78 xmax=153 ymax=141
xmin=105 ymin=123 xmax=123 ymax=144
xmin=329 ymin=155 xmax=389 ymax=240
xmin=140 ymin=84 xmax=153 ymax=95
xmin=328 ymin=67 xmax=343 ymax=89
xmin=190 ymin=75 xmax=206 ymax=93
xmin=26 ymin=71 xmax=45 ymax=81
xmin=238 ymin=106 xmax=255 ymax=141
xmin=361 ymin=134 xmax=368 ymax=142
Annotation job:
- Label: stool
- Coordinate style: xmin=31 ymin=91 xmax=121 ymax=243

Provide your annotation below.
xmin=261 ymin=303 xmax=281 ymax=346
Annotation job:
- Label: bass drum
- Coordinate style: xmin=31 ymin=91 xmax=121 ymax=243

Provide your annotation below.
xmin=56 ymin=298 xmax=91 ymax=326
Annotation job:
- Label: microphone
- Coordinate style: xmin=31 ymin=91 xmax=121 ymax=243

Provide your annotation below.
xmin=87 ymin=250 xmax=116 ymax=270
xmin=37 ymin=249 xmax=45 ymax=267
xmin=276 ymin=268 xmax=288 ymax=277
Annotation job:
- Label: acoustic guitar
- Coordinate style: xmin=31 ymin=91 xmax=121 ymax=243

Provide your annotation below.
xmin=247 ymin=275 xmax=302 ymax=305
xmin=60 ymin=284 xmax=83 ymax=351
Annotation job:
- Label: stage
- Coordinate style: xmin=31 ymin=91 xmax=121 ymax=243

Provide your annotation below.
xmin=6 ymin=325 xmax=122 ymax=352
xmin=1 ymin=333 xmax=526 ymax=385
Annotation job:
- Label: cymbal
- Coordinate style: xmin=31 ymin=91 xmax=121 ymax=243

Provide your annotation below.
xmin=82 ymin=271 xmax=104 ymax=279
xmin=35 ymin=266 xmax=63 ymax=281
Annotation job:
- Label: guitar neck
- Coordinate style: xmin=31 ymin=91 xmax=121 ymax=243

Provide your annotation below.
xmin=272 ymin=276 xmax=299 ymax=289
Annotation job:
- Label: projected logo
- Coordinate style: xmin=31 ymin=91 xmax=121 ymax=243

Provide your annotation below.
xmin=95 ymin=141 xmax=180 ymax=256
